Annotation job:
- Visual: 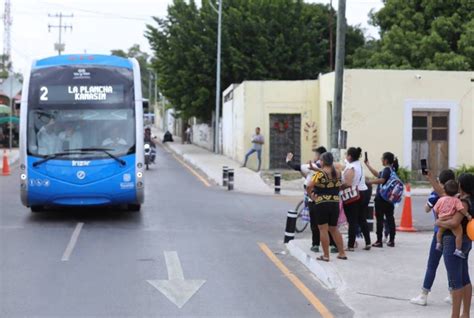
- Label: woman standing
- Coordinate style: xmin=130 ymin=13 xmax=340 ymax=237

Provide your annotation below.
xmin=436 ymin=173 xmax=473 ymax=318
xmin=410 ymin=169 xmax=456 ymax=306
xmin=365 ymin=152 xmax=398 ymax=247
xmin=286 ymin=147 xmax=337 ymax=253
xmin=306 ymin=152 xmax=346 ymax=261
xmin=342 ymin=147 xmax=371 ymax=251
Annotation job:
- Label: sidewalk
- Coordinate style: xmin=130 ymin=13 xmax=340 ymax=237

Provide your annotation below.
xmin=287 ymin=232 xmax=473 ymax=318
xmin=152 ymin=128 xmax=301 ymax=196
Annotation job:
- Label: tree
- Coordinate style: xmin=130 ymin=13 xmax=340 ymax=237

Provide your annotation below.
xmin=352 ymin=0 xmax=474 ymax=70
xmin=145 ymin=0 xmax=365 ymax=121
xmin=111 ymin=44 xmax=152 ymax=101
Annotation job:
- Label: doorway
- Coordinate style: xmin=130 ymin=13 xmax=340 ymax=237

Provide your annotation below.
xmin=269 ymin=114 xmax=301 ymax=169
xmin=412 ymin=111 xmax=449 ymax=180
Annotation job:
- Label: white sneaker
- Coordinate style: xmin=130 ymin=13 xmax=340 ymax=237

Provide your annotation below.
xmin=444 ymin=294 xmax=452 ymax=304
xmin=410 ymin=293 xmax=428 ymax=306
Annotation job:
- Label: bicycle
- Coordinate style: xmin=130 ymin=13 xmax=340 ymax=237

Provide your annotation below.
xmin=295 ymin=197 xmax=310 ymax=233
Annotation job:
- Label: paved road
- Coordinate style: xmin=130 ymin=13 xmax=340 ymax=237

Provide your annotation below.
xmin=0 ymin=145 xmax=352 ymax=317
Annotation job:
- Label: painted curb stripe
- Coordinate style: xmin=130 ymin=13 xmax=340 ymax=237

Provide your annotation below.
xmin=172 ymin=154 xmax=211 ymax=187
xmin=258 ymin=242 xmax=334 ymax=318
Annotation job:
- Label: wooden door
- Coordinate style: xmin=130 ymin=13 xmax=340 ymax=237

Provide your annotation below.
xmin=412 ymin=112 xmax=449 ymax=180
xmin=269 ymin=114 xmax=301 ymax=169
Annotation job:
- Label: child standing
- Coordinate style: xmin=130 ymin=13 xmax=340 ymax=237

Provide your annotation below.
xmin=434 ymin=180 xmax=472 ymax=258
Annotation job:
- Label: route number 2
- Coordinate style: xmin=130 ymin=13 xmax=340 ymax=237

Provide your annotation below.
xmin=40 ymin=86 xmax=48 ymax=101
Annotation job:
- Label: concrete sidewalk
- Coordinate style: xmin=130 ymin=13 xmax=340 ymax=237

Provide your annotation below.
xmin=152 ymin=128 xmax=301 ymax=196
xmin=287 ymin=232 xmax=473 ymax=318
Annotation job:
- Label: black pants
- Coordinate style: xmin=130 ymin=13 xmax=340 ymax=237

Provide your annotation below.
xmin=375 ymin=198 xmax=395 ymax=243
xmin=309 ymin=202 xmax=336 ymax=247
xmin=344 ymin=190 xmax=371 ymax=248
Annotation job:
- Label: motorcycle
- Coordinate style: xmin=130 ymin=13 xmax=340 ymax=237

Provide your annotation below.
xmin=144 ymin=143 xmax=156 ymax=170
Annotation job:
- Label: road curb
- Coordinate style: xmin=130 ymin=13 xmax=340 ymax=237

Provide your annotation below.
xmin=286 ymin=240 xmax=345 ymax=290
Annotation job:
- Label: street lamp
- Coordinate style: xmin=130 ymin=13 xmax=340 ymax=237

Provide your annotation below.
xmin=211 ymin=0 xmax=222 ymax=154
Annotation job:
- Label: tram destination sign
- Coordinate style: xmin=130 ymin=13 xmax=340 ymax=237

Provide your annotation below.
xmin=38 ymin=85 xmax=124 ymax=104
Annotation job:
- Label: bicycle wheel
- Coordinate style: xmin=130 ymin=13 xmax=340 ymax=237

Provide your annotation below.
xmin=295 ymin=199 xmax=310 ymax=233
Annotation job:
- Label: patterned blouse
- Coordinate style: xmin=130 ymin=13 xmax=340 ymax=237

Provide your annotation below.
xmin=311 ymin=170 xmax=341 ymax=205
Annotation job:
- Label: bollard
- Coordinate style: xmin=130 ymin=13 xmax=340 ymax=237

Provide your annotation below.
xmin=284 ymin=210 xmax=297 ymax=243
xmin=274 ymin=172 xmax=281 ymax=195
xmin=222 ymin=166 xmax=229 ymax=187
xmin=367 ymin=201 xmax=375 ymax=232
xmin=227 ymin=168 xmax=234 ymax=191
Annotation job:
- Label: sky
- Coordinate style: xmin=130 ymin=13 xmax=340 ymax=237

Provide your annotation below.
xmin=2 ymin=0 xmax=384 ymax=73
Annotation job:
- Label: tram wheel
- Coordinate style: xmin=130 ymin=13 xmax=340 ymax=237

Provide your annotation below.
xmin=31 ymin=205 xmax=44 ymax=213
xmin=128 ymin=204 xmax=141 ymax=212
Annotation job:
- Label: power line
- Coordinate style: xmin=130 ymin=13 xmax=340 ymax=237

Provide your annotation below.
xmin=48 ymin=12 xmax=73 ymax=55
xmin=40 ymin=1 xmax=151 ymax=21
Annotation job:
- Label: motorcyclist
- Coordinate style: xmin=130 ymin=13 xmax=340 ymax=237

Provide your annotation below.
xmin=144 ymin=127 xmax=156 ymax=163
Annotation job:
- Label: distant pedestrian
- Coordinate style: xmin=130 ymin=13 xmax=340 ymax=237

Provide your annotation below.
xmin=410 ymin=169 xmax=455 ymax=306
xmin=242 ymin=127 xmax=264 ymax=171
xmin=185 ymin=125 xmax=192 ymax=144
xmin=365 ymin=152 xmax=399 ymax=248
xmin=306 ymin=152 xmax=346 ymax=262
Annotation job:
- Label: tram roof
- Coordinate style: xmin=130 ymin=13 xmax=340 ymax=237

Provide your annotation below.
xmin=33 ymin=54 xmax=133 ymax=69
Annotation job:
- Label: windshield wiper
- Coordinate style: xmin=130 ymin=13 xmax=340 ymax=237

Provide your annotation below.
xmin=68 ymin=148 xmax=126 ymax=166
xmin=32 ymin=151 xmax=87 ymax=167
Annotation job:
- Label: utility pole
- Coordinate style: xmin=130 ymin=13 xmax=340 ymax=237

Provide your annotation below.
xmin=328 ymin=0 xmax=334 ymax=71
xmin=331 ymin=0 xmax=346 ymax=153
xmin=3 ymin=0 xmax=12 ymax=71
xmin=214 ymin=0 xmax=222 ymax=153
xmin=48 ymin=13 xmax=73 ymax=55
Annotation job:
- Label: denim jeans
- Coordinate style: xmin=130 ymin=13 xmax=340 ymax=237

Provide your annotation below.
xmin=422 ymin=233 xmax=444 ymax=292
xmin=243 ymin=148 xmax=262 ymax=171
xmin=443 ymin=234 xmax=472 ymax=290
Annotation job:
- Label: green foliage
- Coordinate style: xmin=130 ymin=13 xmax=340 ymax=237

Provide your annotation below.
xmin=454 ymin=165 xmax=474 ymax=178
xmin=352 ymin=0 xmax=474 ymax=70
xmin=111 ymin=44 xmax=152 ymax=101
xmin=145 ymin=0 xmax=365 ymax=121
xmin=397 ymin=167 xmax=412 ymax=184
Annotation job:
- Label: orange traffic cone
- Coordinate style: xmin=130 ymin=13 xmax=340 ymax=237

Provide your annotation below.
xmin=2 ymin=150 xmax=10 ymax=176
xmin=397 ymin=183 xmax=417 ymax=232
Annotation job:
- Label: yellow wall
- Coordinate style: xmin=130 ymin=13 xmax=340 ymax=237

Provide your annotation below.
xmin=223 ymin=69 xmax=473 ymax=172
xmin=223 ymin=80 xmax=319 ymax=170
xmin=338 ymin=69 xmax=473 ymax=170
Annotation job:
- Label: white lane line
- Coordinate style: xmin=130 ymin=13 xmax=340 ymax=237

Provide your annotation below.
xmin=61 ymin=222 xmax=84 ymax=262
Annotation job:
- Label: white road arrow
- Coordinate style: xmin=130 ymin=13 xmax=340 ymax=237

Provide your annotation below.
xmin=147 ymin=251 xmax=206 ymax=309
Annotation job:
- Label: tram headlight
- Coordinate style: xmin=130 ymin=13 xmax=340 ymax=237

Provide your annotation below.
xmin=137 ymin=172 xmax=143 ymax=178
xmin=20 ymin=174 xmax=27 ymax=180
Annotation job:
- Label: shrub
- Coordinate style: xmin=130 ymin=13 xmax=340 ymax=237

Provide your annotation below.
xmin=397 ymin=167 xmax=412 ymax=184
xmin=455 ymin=165 xmax=474 ymax=178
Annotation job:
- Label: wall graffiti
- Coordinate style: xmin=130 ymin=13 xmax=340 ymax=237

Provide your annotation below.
xmin=304 ymin=121 xmax=318 ymax=149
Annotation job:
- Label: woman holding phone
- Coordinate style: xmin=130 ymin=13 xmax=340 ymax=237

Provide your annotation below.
xmin=365 ymin=152 xmax=399 ymax=247
xmin=436 ymin=173 xmax=474 ymax=318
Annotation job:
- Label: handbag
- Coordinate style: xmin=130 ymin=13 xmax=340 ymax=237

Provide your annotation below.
xmin=340 ymin=163 xmax=363 ymax=204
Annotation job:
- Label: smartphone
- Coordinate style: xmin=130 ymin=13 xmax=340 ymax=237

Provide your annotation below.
xmin=364 ymin=152 xmax=368 ymax=162
xmin=421 ymin=159 xmax=428 ymax=175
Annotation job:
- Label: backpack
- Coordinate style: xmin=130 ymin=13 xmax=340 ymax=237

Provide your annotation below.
xmin=380 ymin=168 xmax=404 ymax=204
